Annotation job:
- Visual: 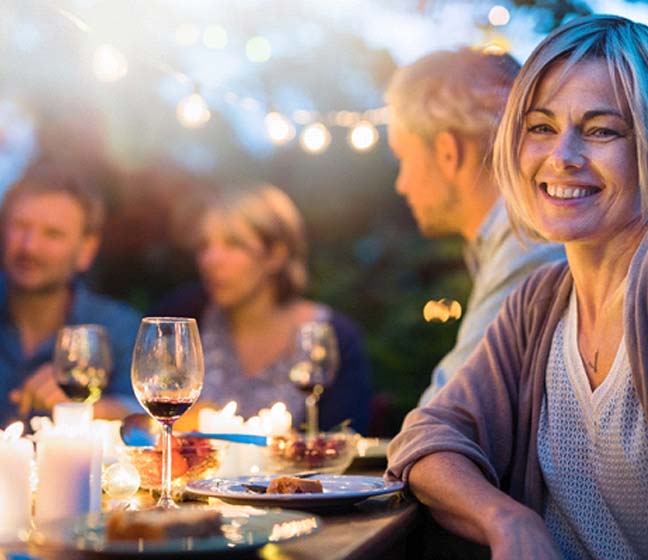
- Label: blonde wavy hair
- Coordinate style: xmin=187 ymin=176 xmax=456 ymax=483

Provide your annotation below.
xmin=198 ymin=184 xmax=308 ymax=302
xmin=494 ymin=14 xmax=648 ymax=241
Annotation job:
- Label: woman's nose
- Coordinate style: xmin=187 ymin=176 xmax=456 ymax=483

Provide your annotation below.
xmin=548 ymin=130 xmax=585 ymax=171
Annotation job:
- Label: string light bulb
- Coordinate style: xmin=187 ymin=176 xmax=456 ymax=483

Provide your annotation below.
xmin=488 ymin=5 xmax=510 ymax=26
xmin=348 ymin=120 xmax=378 ymax=151
xmin=300 ymin=122 xmax=331 ymax=154
xmin=176 ymin=93 xmax=211 ymax=128
xmin=92 ymin=44 xmax=128 ymax=82
xmin=265 ymin=112 xmax=295 ymax=144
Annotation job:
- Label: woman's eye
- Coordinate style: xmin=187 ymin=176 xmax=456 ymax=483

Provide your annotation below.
xmin=588 ymin=127 xmax=619 ymax=138
xmin=526 ymin=124 xmax=554 ymax=134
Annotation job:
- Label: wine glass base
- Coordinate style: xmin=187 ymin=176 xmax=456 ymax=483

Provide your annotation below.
xmin=155 ymin=495 xmax=180 ymax=510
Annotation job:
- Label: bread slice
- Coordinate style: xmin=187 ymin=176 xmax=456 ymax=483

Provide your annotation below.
xmin=105 ymin=508 xmax=223 ymax=541
xmin=266 ymin=476 xmax=324 ymax=494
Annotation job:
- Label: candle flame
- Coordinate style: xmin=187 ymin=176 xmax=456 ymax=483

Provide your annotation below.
xmin=270 ymin=402 xmax=287 ymax=415
xmin=223 ymin=401 xmax=238 ymax=417
xmin=3 ymin=421 xmax=24 ymax=440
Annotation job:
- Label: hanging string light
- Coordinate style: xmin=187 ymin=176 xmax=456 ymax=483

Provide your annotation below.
xmin=92 ymin=44 xmax=128 ymax=82
xmin=300 ymin=122 xmax=331 ymax=154
xmin=488 ymin=5 xmax=511 ymax=26
xmin=348 ymin=120 xmax=379 ymax=151
xmin=52 ymin=5 xmax=392 ymax=152
xmin=265 ymin=112 xmax=296 ymax=144
xmin=176 ymin=93 xmax=211 ymax=128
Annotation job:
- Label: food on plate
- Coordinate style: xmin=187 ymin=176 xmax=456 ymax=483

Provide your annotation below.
xmin=266 ymin=475 xmax=324 ymax=494
xmin=105 ymin=508 xmax=223 ymax=541
xmin=129 ymin=436 xmax=219 ymax=487
xmin=268 ymin=432 xmax=350 ymax=470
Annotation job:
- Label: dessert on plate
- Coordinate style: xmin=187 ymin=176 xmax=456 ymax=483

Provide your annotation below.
xmin=105 ymin=508 xmax=223 ymax=541
xmin=266 ymin=476 xmax=324 ymax=494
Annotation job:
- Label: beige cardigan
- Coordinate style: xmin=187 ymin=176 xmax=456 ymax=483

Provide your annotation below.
xmin=386 ymin=233 xmax=648 ymax=514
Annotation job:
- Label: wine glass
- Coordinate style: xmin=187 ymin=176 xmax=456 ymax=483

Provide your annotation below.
xmin=289 ymin=321 xmax=339 ymax=436
xmin=54 ymin=324 xmax=112 ymax=405
xmin=131 ymin=317 xmax=204 ymax=509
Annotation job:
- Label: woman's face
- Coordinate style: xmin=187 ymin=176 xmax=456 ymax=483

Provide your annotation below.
xmin=519 ymin=57 xmax=640 ymax=245
xmin=196 ymin=213 xmax=280 ymax=310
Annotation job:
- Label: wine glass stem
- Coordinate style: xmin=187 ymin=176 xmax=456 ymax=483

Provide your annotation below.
xmin=159 ymin=421 xmax=177 ymax=509
xmin=306 ymin=392 xmax=319 ymax=437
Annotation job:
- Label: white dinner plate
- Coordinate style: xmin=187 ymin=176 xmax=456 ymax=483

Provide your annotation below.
xmin=187 ymin=474 xmax=405 ymax=510
xmin=31 ymin=505 xmax=321 ymax=557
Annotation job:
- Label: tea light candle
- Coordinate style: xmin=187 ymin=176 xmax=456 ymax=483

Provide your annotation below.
xmin=35 ymin=430 xmax=102 ymax=524
xmin=0 ymin=422 xmax=34 ymax=542
xmin=260 ymin=402 xmax=292 ymax=436
xmin=200 ymin=402 xmax=292 ymax=476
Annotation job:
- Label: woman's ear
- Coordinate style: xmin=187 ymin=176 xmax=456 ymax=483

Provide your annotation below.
xmin=434 ymin=130 xmax=463 ymax=180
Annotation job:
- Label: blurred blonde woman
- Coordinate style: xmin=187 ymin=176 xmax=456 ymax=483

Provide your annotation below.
xmin=388 ymin=14 xmax=648 ymax=559
xmin=190 ymin=184 xmax=371 ymax=432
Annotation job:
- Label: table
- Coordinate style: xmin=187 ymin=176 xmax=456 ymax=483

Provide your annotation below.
xmin=2 ymin=466 xmax=424 ymax=560
xmin=266 ymin=493 xmax=421 ymax=560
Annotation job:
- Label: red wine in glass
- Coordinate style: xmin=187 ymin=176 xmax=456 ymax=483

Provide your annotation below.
xmin=141 ymin=397 xmax=195 ymax=424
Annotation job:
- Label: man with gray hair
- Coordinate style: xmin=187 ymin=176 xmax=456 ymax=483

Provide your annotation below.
xmin=387 ymin=47 xmax=564 ymax=404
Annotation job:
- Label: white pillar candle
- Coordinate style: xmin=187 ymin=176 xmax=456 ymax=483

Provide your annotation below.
xmin=0 ymin=422 xmax=34 ymax=542
xmin=35 ymin=431 xmax=101 ymax=524
xmin=53 ymin=402 xmax=93 ymax=429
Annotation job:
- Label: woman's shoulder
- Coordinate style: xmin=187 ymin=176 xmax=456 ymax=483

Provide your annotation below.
xmin=512 ymin=259 xmax=570 ymax=304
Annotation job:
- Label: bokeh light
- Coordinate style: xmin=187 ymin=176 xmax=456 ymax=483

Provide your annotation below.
xmin=488 ymin=5 xmax=511 ymax=26
xmin=175 ymin=23 xmax=201 ymax=46
xmin=176 ymin=93 xmax=211 ymax=128
xmin=92 ymin=44 xmax=128 ymax=83
xmin=265 ymin=112 xmax=296 ymax=144
xmin=423 ymin=299 xmax=462 ymax=323
xmin=246 ymin=36 xmax=272 ymax=63
xmin=348 ymin=121 xmax=378 ymax=151
xmin=299 ymin=122 xmax=331 ymax=154
xmin=102 ymin=462 xmax=140 ymax=499
xmin=203 ymin=24 xmax=228 ymax=49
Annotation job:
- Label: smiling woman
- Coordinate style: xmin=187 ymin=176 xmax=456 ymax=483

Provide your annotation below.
xmin=519 ymin=57 xmax=640 ymax=246
xmin=387 ymin=14 xmax=648 ymax=560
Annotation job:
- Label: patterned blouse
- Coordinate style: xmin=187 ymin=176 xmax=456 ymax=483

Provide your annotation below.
xmin=199 ymin=302 xmax=333 ymax=423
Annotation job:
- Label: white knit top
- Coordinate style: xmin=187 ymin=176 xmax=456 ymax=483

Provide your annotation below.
xmin=538 ymin=289 xmax=648 ymax=559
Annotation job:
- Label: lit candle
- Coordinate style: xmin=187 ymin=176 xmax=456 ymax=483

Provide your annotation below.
xmin=260 ymin=402 xmax=292 ymax=436
xmin=0 ymin=422 xmax=34 ymax=542
xmin=34 ymin=428 xmax=102 ymax=524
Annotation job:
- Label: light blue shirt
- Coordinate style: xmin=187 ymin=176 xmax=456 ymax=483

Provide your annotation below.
xmin=419 ymin=199 xmax=565 ymax=405
xmin=0 ymin=275 xmax=142 ymax=426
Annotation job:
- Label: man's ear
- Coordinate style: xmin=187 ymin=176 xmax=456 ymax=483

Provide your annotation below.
xmin=433 ymin=130 xmax=463 ymax=180
xmin=75 ymin=234 xmax=100 ymax=273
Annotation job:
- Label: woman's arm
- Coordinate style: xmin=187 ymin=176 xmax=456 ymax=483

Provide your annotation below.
xmin=410 ymin=452 xmax=561 ymax=559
